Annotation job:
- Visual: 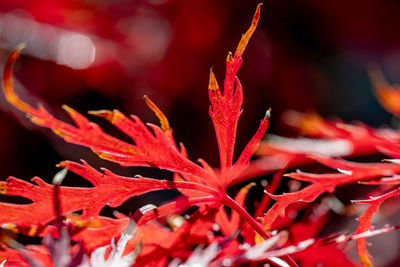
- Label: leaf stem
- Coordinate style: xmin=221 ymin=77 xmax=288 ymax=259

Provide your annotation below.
xmin=222 ymin=195 xmax=299 ymax=267
xmin=223 ymin=194 xmax=270 ymax=239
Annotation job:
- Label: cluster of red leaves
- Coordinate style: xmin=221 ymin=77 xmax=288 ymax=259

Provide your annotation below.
xmin=1 ymin=5 xmax=400 ymax=267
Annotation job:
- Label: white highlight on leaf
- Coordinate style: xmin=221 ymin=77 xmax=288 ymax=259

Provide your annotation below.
xmin=383 ymin=159 xmax=400 ymax=164
xmin=52 ymin=168 xmax=68 ymax=185
xmin=337 ymin=168 xmax=353 ymax=175
xmin=268 ymin=257 xmax=290 ymax=267
xmin=79 ymin=219 xmax=139 ymax=267
xmin=335 ymin=234 xmax=348 ymax=243
xmin=351 ymin=225 xmax=396 ymax=240
xmin=244 ymin=234 xmax=282 ymax=260
xmin=168 ymin=242 xmax=220 ymax=267
xmin=266 ymin=135 xmax=353 ymax=157
xmin=218 ymin=232 xmax=315 ymax=265
xmin=321 ymin=196 xmax=345 ymax=214
xmin=228 ymin=234 xmax=314 ymax=264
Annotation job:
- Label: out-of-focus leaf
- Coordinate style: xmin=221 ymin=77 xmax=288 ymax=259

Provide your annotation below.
xmin=352 ymin=187 xmax=400 ymax=267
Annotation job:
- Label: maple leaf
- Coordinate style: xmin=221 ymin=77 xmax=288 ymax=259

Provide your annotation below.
xmin=0 ymin=160 xmax=220 ymax=226
xmin=0 ymin=6 xmax=303 ymax=265
xmin=134 ymin=206 xmax=219 ymax=266
xmin=3 ymin=4 xmax=267 ymax=186
xmin=237 ymin=110 xmax=400 ymax=184
xmin=281 ymin=110 xmax=400 ymax=157
xmin=260 ymin=155 xmax=400 ymax=230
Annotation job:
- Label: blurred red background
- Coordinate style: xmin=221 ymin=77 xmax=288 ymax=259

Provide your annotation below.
xmin=1 ymin=0 xmax=400 ymax=265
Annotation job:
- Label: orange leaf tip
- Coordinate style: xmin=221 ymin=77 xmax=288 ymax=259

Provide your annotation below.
xmin=66 ymin=214 xmax=102 ymax=228
xmin=226 ymin=52 xmax=233 ymax=63
xmin=243 ymin=182 xmax=257 ymax=192
xmin=62 ymin=104 xmax=74 ymax=114
xmin=368 ymin=64 xmax=400 ymax=117
xmin=88 ymin=109 xmax=116 ymax=122
xmin=235 ymin=3 xmax=262 ymax=57
xmin=3 ymin=43 xmax=33 ymax=114
xmin=208 ymin=69 xmax=219 ymax=92
xmin=143 ymin=95 xmax=170 ymax=132
xmin=0 ymin=182 xmax=6 ymax=194
xmin=368 ymin=64 xmax=387 ymax=90
xmin=360 ymin=255 xmax=373 ymax=267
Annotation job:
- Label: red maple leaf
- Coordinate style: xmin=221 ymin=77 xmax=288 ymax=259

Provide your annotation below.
xmin=236 ymin=110 xmax=400 ymax=184
xmin=1 ymin=4 xmax=303 ymax=266
xmin=260 ymin=155 xmax=400 ymax=230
